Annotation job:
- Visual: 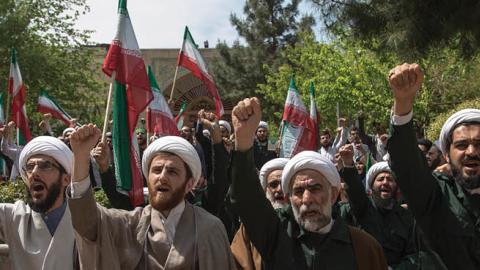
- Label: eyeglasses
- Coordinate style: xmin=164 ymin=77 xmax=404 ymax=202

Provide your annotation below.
xmin=24 ymin=160 xmax=61 ymax=174
xmin=267 ymin=180 xmax=281 ymax=189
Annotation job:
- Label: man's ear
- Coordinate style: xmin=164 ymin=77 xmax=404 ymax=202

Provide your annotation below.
xmin=184 ymin=177 xmax=195 ymax=195
xmin=63 ymin=174 xmax=71 ymax=187
xmin=444 ymin=152 xmax=450 ymax=163
xmin=330 ymin=187 xmax=340 ymax=204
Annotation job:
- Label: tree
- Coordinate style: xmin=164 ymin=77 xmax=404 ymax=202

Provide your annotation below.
xmin=0 ymin=0 xmax=105 ymax=135
xmin=258 ymin=33 xmax=396 ymax=133
xmin=211 ymin=0 xmax=315 ymax=101
xmin=310 ymin=0 xmax=480 ymax=58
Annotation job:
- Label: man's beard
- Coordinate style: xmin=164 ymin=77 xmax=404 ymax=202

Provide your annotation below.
xmin=26 ymin=177 xmax=63 ymax=213
xmin=149 ymin=180 xmax=188 ymax=211
xmin=371 ymin=189 xmax=395 ymax=209
xmin=266 ymin=190 xmax=287 ymax=209
xmin=428 ymin=157 xmax=441 ymax=171
xmin=291 ymin=198 xmax=332 ymax=233
xmin=452 ymin=156 xmax=480 ymax=190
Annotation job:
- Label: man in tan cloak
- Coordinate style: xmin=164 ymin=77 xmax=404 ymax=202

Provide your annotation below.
xmin=68 ymin=124 xmax=236 ymax=270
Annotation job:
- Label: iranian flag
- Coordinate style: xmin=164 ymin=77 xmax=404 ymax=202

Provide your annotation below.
xmin=37 ymin=89 xmax=73 ymax=126
xmin=309 ymin=82 xmax=319 ymax=151
xmin=103 ymin=0 xmax=153 ymax=206
xmin=177 ymin=26 xmax=224 ymax=117
xmin=175 ymin=100 xmax=187 ymax=130
xmin=8 ymin=48 xmax=31 ymax=145
xmin=146 ymin=66 xmax=179 ymax=136
xmin=279 ymin=77 xmax=317 ymax=158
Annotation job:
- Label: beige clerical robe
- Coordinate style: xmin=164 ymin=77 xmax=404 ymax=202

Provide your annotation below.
xmin=69 ymin=189 xmax=236 ymax=270
xmin=0 ymin=201 xmax=75 ymax=270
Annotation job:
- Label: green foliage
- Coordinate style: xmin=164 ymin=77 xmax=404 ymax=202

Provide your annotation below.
xmin=310 ymin=0 xmax=480 ymax=58
xmin=0 ymin=180 xmax=26 ymax=203
xmin=0 ymin=0 xmax=105 ymax=136
xmin=258 ymin=33 xmax=396 ymax=132
xmin=211 ymin=0 xmax=315 ymax=101
xmin=93 ymin=188 xmax=112 ymax=209
xmin=426 ymin=98 xmax=480 ymax=141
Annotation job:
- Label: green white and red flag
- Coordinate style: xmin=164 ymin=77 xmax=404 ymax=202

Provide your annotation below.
xmin=37 ymin=89 xmax=73 ymax=126
xmin=146 ymin=66 xmax=179 ymax=136
xmin=8 ymin=48 xmax=31 ymax=145
xmin=309 ymin=82 xmax=319 ymax=150
xmin=279 ymin=77 xmax=317 ymax=158
xmin=103 ymin=0 xmax=153 ymax=206
xmin=176 ymin=26 xmax=224 ymax=117
xmin=175 ymin=100 xmax=187 ymax=130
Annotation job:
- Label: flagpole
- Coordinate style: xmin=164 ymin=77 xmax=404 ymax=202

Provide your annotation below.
xmin=5 ymin=92 xmax=10 ymax=124
xmin=101 ymin=71 xmax=116 ymax=143
xmin=146 ymin=108 xmax=150 ymax=146
xmin=168 ymin=65 xmax=180 ymax=103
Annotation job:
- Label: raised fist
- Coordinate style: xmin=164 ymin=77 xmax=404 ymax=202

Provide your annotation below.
xmin=339 ymin=144 xmax=355 ymax=166
xmin=232 ymin=97 xmax=261 ymax=151
xmin=70 ymin=124 xmax=101 ymax=159
xmin=388 ymin=63 xmax=424 ymax=115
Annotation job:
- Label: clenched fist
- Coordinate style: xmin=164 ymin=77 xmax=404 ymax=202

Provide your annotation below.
xmin=70 ymin=124 xmax=101 ymax=181
xmin=388 ymin=63 xmax=424 ymax=116
xmin=339 ymin=144 xmax=355 ymax=167
xmin=232 ymin=97 xmax=261 ymax=151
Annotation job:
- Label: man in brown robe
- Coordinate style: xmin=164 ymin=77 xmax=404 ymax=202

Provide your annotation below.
xmin=67 ymin=124 xmax=236 ymax=270
xmin=231 ymin=158 xmax=289 ymax=270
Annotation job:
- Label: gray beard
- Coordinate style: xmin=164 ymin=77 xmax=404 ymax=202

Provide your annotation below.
xmin=291 ymin=201 xmax=332 ymax=233
xmin=266 ymin=191 xmax=287 ymax=209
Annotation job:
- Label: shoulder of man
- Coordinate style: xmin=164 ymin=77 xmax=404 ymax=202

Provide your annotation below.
xmin=348 ymin=226 xmax=387 ymax=269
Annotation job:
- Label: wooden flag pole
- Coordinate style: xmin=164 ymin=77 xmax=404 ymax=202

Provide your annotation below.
xmin=146 ymin=108 xmax=150 ymax=146
xmin=168 ymin=65 xmax=180 ymax=103
xmin=5 ymin=91 xmax=10 ymax=124
xmin=101 ymin=71 xmax=116 ymax=143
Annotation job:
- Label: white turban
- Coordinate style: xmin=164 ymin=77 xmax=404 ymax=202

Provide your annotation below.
xmin=365 ymin=161 xmax=392 ymax=192
xmin=62 ymin=127 xmax=75 ymax=137
xmin=439 ymin=109 xmax=480 ymax=154
xmin=259 ymin=158 xmax=289 ymax=190
xmin=281 ymin=151 xmax=340 ymax=195
xmin=141 ymin=136 xmax=201 ymax=184
xmin=218 ymin=120 xmax=231 ymax=134
xmin=18 ymin=136 xmax=73 ymax=182
xmin=258 ymin=121 xmax=268 ymax=130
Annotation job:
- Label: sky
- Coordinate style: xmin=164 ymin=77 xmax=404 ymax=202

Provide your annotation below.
xmin=75 ymin=0 xmax=321 ymax=49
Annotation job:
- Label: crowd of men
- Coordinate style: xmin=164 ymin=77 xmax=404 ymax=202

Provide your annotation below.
xmin=0 ymin=63 xmax=478 ymax=269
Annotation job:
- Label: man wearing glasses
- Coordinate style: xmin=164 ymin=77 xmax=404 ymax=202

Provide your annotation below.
xmin=0 ymin=136 xmax=75 ymax=270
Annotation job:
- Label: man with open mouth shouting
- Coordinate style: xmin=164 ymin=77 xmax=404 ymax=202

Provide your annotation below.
xmin=388 ymin=63 xmax=480 ymax=270
xmin=0 ymin=136 xmax=75 ymax=270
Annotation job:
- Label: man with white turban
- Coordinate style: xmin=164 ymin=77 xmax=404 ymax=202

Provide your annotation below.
xmin=68 ymin=124 xmax=235 ymax=270
xmin=337 ymin=145 xmax=445 ymax=269
xmin=231 ymin=158 xmax=288 ymax=270
xmin=253 ymin=120 xmax=277 ymax=170
xmin=230 ymin=97 xmax=387 ymax=270
xmin=388 ymin=63 xmax=480 ymax=269
xmin=0 ymin=136 xmax=75 ymax=269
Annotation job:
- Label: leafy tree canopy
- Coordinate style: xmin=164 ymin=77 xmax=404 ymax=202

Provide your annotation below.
xmin=310 ymin=0 xmax=480 ymax=58
xmin=0 ymin=0 xmax=105 ymax=135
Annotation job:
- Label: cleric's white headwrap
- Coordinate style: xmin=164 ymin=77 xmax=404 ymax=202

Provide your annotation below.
xmin=141 ymin=136 xmax=202 ymax=184
xmin=281 ymin=151 xmax=340 ymax=195
xmin=259 ymin=158 xmax=289 ymax=190
xmin=258 ymin=121 xmax=268 ymax=130
xmin=62 ymin=127 xmax=75 ymax=138
xmin=439 ymin=109 xmax=480 ymax=154
xmin=18 ymin=136 xmax=73 ymax=182
xmin=218 ymin=120 xmax=231 ymax=134
xmin=365 ymin=161 xmax=392 ymax=192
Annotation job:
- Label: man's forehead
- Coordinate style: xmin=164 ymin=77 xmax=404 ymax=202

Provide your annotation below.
xmin=292 ymin=169 xmax=328 ymax=186
xmin=267 ymin=169 xmax=283 ymax=180
xmin=27 ymin=154 xmax=56 ymax=163
xmin=452 ymin=124 xmax=480 ymax=140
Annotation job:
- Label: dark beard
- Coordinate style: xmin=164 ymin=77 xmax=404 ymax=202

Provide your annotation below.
xmin=26 ymin=178 xmax=63 ymax=213
xmin=454 ymin=173 xmax=480 ymax=190
xmin=372 ymin=189 xmax=395 ymax=209
xmin=150 ymin=180 xmax=188 ymax=212
xmin=452 ymin=156 xmax=480 ymax=190
xmin=429 ymin=158 xmax=441 ymax=171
